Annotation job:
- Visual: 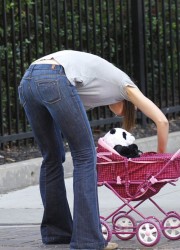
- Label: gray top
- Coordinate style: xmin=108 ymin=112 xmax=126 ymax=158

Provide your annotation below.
xmin=33 ymin=50 xmax=138 ymax=110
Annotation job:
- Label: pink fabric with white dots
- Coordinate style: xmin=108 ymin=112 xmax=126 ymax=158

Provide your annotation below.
xmin=97 ymin=138 xmax=180 ymax=200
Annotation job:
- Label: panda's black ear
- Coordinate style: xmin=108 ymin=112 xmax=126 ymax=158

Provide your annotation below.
xmin=123 ymin=131 xmax=127 ymax=140
xmin=110 ymin=128 xmax=116 ymax=134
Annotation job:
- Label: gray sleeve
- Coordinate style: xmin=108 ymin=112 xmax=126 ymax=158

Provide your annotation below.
xmin=119 ymin=77 xmax=138 ymax=101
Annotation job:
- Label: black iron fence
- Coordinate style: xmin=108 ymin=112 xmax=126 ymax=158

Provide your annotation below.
xmin=0 ymin=0 xmax=180 ymax=147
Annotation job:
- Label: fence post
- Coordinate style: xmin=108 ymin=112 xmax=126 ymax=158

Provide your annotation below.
xmin=131 ymin=0 xmax=147 ymax=126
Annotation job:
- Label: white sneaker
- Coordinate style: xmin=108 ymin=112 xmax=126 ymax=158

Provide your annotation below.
xmin=103 ymin=242 xmax=118 ymax=250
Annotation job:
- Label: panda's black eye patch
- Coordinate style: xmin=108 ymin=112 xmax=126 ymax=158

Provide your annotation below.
xmin=123 ymin=132 xmax=127 ymax=140
xmin=110 ymin=128 xmax=116 ymax=134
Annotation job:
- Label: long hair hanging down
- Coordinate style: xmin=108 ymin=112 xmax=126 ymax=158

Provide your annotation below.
xmin=122 ymin=100 xmax=136 ymax=131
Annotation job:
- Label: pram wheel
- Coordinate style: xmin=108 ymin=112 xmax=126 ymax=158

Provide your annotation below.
xmin=113 ymin=215 xmax=136 ymax=240
xmin=136 ymin=220 xmax=161 ymax=247
xmin=100 ymin=219 xmax=112 ymax=242
xmin=162 ymin=214 xmax=180 ymax=240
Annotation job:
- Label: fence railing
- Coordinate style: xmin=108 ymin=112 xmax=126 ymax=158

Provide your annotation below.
xmin=0 ymin=0 xmax=180 ymax=147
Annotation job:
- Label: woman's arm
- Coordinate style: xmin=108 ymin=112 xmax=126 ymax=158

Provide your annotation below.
xmin=126 ymin=86 xmax=169 ymax=153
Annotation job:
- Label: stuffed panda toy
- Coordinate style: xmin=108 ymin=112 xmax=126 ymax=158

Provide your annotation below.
xmin=103 ymin=128 xmax=142 ymax=158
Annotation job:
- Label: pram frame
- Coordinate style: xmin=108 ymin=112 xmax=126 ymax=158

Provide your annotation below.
xmin=97 ymin=147 xmax=180 ymax=247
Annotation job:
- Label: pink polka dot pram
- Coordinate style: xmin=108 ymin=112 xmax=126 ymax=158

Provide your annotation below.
xmin=97 ymin=138 xmax=180 ymax=247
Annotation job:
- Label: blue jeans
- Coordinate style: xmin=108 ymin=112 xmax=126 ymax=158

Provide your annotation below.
xmin=18 ymin=64 xmax=106 ymax=250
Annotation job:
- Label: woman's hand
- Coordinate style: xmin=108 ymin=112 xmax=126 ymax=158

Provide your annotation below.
xmin=126 ymin=86 xmax=169 ymax=153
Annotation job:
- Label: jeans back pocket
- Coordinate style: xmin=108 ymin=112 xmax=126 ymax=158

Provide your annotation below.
xmin=36 ymin=79 xmax=61 ymax=104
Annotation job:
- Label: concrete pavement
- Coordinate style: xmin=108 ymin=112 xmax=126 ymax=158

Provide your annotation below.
xmin=0 ymin=177 xmax=180 ymax=249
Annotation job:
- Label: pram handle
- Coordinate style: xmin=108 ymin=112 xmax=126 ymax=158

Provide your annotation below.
xmin=170 ymin=148 xmax=180 ymax=161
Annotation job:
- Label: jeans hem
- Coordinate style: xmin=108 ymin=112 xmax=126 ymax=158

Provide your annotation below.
xmin=70 ymin=241 xmax=107 ymax=250
xmin=42 ymin=236 xmax=71 ymax=244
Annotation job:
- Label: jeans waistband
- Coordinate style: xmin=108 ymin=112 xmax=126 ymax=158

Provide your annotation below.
xmin=26 ymin=64 xmax=65 ymax=77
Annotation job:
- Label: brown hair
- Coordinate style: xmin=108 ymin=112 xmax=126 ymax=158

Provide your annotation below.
xmin=122 ymin=100 xmax=136 ymax=131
